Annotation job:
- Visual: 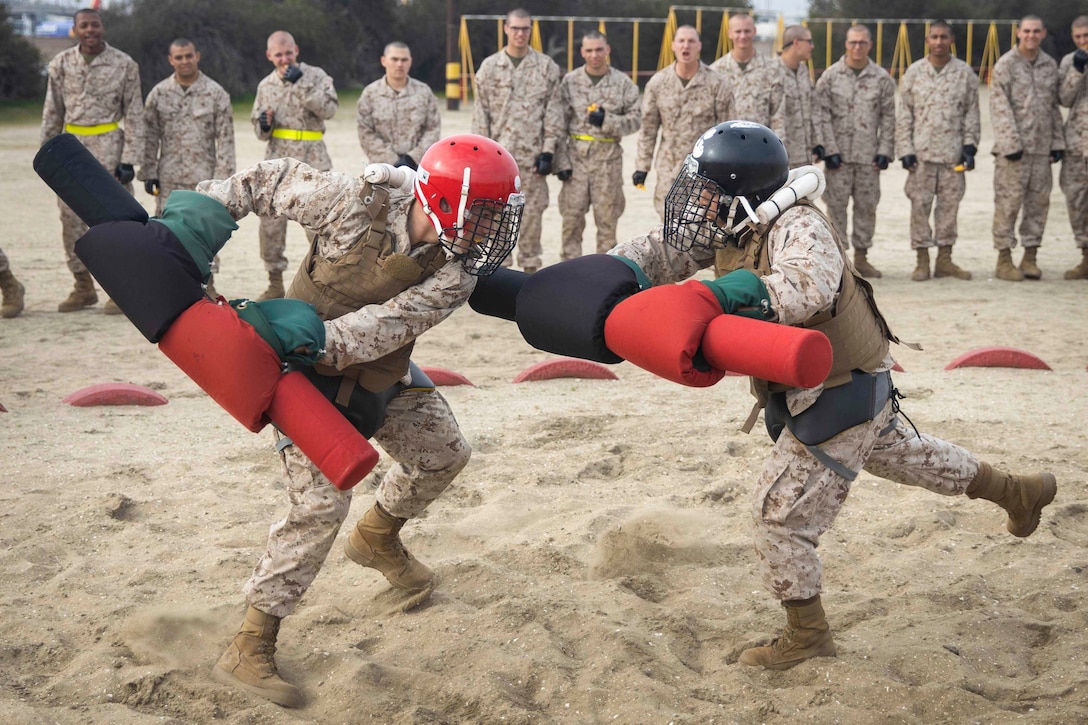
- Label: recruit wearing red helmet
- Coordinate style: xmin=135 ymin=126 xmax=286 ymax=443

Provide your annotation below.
xmin=413 ymin=134 xmax=525 ymax=276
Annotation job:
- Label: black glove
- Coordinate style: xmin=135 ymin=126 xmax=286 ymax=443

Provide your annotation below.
xmin=873 ymin=155 xmax=890 ymax=170
xmin=1051 ymin=149 xmax=1064 ymax=164
xmin=1005 ymin=151 xmax=1023 ymax=162
xmin=811 ymin=145 xmax=826 ymax=161
xmin=824 ymin=153 xmax=842 ymax=170
xmin=144 ymin=179 xmax=160 ymax=196
xmin=258 ymin=110 xmax=272 ymax=133
xmin=960 ymin=145 xmax=977 ymax=170
xmin=556 ymin=169 xmax=572 ymax=182
xmin=587 ymin=106 xmax=605 ymax=127
xmin=1075 ymin=48 xmax=1088 ymax=73
xmin=282 ymin=65 xmax=303 ymax=83
xmin=534 ymin=152 xmax=553 ymax=175
xmin=632 ymin=170 xmax=648 ymax=187
xmin=394 ymin=153 xmax=417 ymax=170
xmin=900 ymin=154 xmax=918 ymax=170
xmin=114 ymin=163 xmax=135 ymax=185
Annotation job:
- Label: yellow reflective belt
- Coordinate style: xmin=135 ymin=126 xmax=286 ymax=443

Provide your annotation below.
xmin=570 ymin=133 xmax=617 ymax=142
xmin=64 ymin=122 xmax=119 ymax=136
xmin=271 ymin=129 xmax=324 ymax=141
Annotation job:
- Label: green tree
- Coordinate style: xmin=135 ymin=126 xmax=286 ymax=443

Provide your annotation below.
xmin=103 ymin=0 xmax=395 ymax=97
xmin=0 ymin=4 xmax=45 ymax=100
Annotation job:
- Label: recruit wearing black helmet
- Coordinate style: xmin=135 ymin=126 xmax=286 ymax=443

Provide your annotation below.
xmin=663 ymin=120 xmax=789 ymax=252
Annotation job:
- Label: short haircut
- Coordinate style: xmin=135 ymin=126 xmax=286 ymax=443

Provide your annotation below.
xmin=73 ymin=8 xmax=100 ymax=21
xmin=846 ymin=24 xmax=872 ymax=41
xmin=929 ymin=20 xmax=953 ymax=36
xmin=1020 ymin=15 xmax=1045 ymax=29
xmin=583 ymin=30 xmax=608 ymax=45
xmin=508 ymin=8 xmax=531 ymax=23
xmin=675 ymin=24 xmax=700 ymax=40
xmin=383 ymin=41 xmax=410 ymax=56
xmin=782 ymin=25 xmax=810 ymax=46
xmin=170 ymin=38 xmax=196 ymax=51
xmin=1072 ymin=15 xmax=1088 ymax=29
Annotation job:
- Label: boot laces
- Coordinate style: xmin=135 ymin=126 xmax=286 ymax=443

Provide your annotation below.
xmin=250 ymin=638 xmax=279 ymax=671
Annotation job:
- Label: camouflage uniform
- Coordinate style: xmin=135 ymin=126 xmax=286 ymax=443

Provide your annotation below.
xmin=252 ymin=63 xmax=338 ymax=273
xmin=472 ymin=48 xmax=563 ymax=270
xmin=197 ymin=158 xmax=473 ymax=617
xmin=775 ymin=57 xmax=816 ymax=167
xmin=812 ymin=57 xmax=896 ymax=250
xmin=553 ymin=65 xmax=641 ymax=258
xmin=356 ymin=76 xmax=440 ymax=165
xmin=139 ymin=70 xmax=236 ymax=277
xmin=41 ymin=43 xmax=143 ymax=274
xmin=990 ymin=48 xmax=1064 ymax=251
xmin=1058 ymin=51 xmax=1088 ymax=250
xmin=709 ymin=52 xmax=785 ymax=138
xmin=895 ymin=57 xmax=980 ymax=249
xmin=636 ymin=64 xmax=734 ymax=217
xmin=610 ymin=205 xmax=978 ymax=601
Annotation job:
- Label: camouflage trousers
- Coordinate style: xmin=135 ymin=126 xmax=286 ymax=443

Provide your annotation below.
xmin=652 ymin=151 xmax=687 ymax=220
xmin=56 ymin=130 xmax=130 ymax=275
xmin=822 ymin=162 xmax=881 ymax=249
xmin=158 ymin=184 xmax=219 ymax=274
xmin=1059 ymin=153 xmax=1088 ymax=249
xmin=503 ymin=165 xmax=549 ymax=270
xmin=992 ymin=154 xmax=1052 ymax=250
xmin=243 ymin=388 xmax=471 ymax=618
xmin=752 ymin=395 xmax=979 ymax=602
xmin=904 ymin=161 xmax=966 ymax=248
xmin=558 ymin=151 xmax=625 ymax=260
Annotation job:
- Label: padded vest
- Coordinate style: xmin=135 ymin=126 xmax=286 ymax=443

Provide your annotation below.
xmin=287 ymin=182 xmax=446 ymax=392
xmin=714 ymin=202 xmax=898 ymax=401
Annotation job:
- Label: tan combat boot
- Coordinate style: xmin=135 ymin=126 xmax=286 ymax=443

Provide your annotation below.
xmin=212 ymin=605 xmax=303 ymax=708
xmin=205 ymin=274 xmax=219 ymax=299
xmin=934 ymin=246 xmax=972 ymax=280
xmin=1063 ymin=248 xmax=1088 ymax=280
xmin=995 ymin=249 xmax=1023 ymax=281
xmin=1019 ymin=246 xmax=1042 ymax=280
xmin=966 ymin=462 xmax=1056 ymax=537
xmin=911 ymin=248 xmax=930 ymax=281
xmin=345 ymin=502 xmax=435 ymax=591
xmin=853 ymin=248 xmax=882 ymax=278
xmin=256 ymin=271 xmax=284 ymax=301
xmin=103 ymin=299 xmax=123 ymax=315
xmin=739 ymin=595 xmax=837 ymax=670
xmin=57 ymin=271 xmax=98 ymax=312
xmin=0 ymin=269 xmax=25 ymax=318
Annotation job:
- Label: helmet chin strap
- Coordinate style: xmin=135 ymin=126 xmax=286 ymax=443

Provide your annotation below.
xmin=414 ymin=168 xmax=475 ymax=259
xmin=726 ymin=165 xmax=826 ymax=234
xmin=456 ymin=166 xmax=471 ymax=236
xmin=413 ymin=175 xmax=447 ymax=243
xmin=726 ymin=195 xmax=759 ymax=235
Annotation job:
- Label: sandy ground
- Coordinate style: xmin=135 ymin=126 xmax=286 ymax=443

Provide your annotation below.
xmin=1 ymin=89 xmax=1087 ymax=724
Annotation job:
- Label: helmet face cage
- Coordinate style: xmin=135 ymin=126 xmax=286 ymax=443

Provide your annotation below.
xmin=443 ymin=195 xmax=525 ymax=276
xmin=413 ymin=135 xmax=524 ymax=276
xmin=663 ymin=157 xmax=737 ymax=252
